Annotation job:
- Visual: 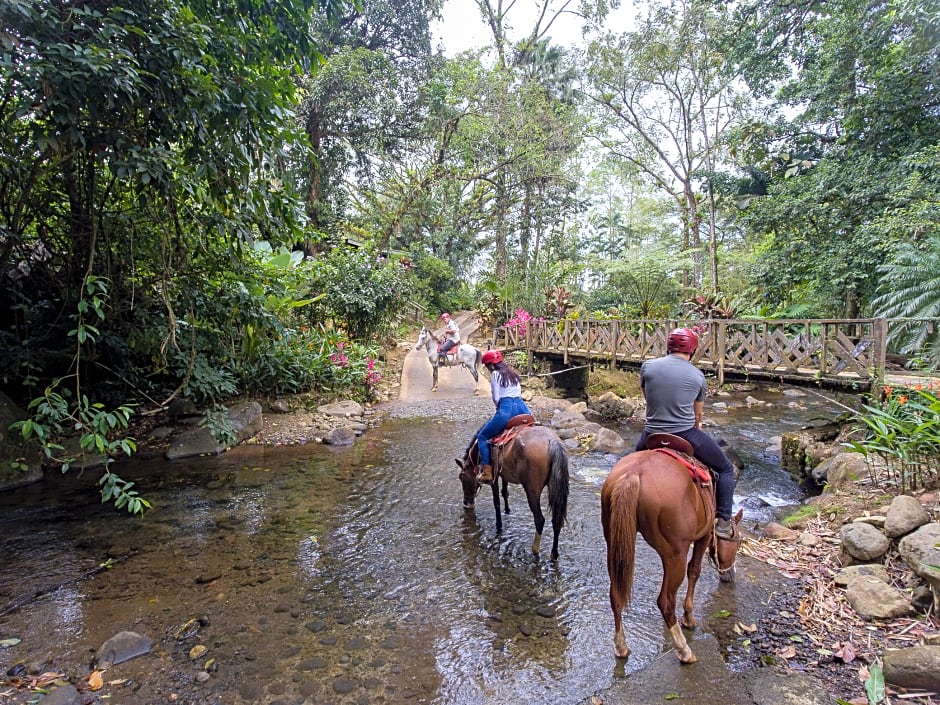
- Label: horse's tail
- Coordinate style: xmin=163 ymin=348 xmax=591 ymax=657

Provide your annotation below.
xmin=474 ymin=347 xmax=482 ymax=369
xmin=601 ymin=469 xmax=639 ymax=610
xmin=547 ymin=440 xmax=569 ymax=526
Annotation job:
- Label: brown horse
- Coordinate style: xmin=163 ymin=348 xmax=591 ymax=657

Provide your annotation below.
xmin=600 ymin=443 xmax=743 ymax=663
xmin=457 ymin=423 xmax=569 ymax=560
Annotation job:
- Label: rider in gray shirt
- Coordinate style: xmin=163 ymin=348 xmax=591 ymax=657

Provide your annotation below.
xmin=636 ymin=327 xmax=737 ymax=539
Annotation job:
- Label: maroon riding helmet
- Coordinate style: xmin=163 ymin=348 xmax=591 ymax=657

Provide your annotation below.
xmin=482 ymin=349 xmax=503 ymax=365
xmin=667 ymin=327 xmax=699 ymax=355
xmin=441 ymin=312 xmax=451 ymax=320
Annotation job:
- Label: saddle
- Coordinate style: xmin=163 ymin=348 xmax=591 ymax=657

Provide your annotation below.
xmin=492 ymin=414 xmax=536 ymax=445
xmin=437 ymin=342 xmax=460 ymax=361
xmin=487 ymin=414 xmax=536 ymax=481
xmin=645 ymin=432 xmax=712 ymax=485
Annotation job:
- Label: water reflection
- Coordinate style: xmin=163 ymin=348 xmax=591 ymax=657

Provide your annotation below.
xmin=0 ymin=387 xmax=847 ymax=705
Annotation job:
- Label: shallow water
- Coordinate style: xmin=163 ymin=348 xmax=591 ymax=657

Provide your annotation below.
xmin=0 ymin=386 xmax=849 ymax=704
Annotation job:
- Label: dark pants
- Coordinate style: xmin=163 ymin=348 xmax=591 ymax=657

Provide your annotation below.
xmin=439 ymin=340 xmax=457 ymax=358
xmin=635 ymin=427 xmax=736 ymax=520
xmin=477 ymin=397 xmax=531 ymax=466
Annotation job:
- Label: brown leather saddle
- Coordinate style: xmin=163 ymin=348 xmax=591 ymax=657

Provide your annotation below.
xmin=645 ymin=432 xmax=712 ymax=485
xmin=492 ymin=414 xmax=536 ymax=445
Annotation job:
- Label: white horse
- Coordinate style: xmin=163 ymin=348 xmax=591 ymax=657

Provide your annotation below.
xmin=415 ymin=326 xmax=483 ymax=394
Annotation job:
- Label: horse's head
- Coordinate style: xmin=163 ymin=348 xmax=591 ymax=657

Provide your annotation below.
xmin=711 ymin=508 xmax=744 ymax=582
xmin=455 ymin=450 xmax=481 ymax=509
xmin=415 ymin=327 xmax=428 ymax=351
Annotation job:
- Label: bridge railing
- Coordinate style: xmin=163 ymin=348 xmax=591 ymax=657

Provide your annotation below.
xmin=496 ymin=318 xmax=889 ymax=389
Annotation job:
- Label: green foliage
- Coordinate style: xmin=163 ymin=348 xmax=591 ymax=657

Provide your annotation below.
xmin=200 ymin=405 xmax=238 ymax=448
xmin=10 ymin=383 xmax=146 ymax=515
xmin=864 ymin=662 xmax=885 ymax=705
xmin=844 ymin=384 xmax=940 ymax=493
xmin=306 ymin=247 xmax=411 ymax=341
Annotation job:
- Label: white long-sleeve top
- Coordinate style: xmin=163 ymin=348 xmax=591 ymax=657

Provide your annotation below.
xmin=490 ymin=369 xmax=522 ymax=406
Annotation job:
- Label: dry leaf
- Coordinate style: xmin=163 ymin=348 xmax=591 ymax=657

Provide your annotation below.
xmin=87 ymin=670 xmax=104 ymax=691
xmin=834 ymin=641 xmax=856 ymax=663
xmin=777 ymin=645 xmax=797 ymax=659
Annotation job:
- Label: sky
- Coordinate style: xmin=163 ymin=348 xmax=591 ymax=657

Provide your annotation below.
xmin=432 ymin=0 xmax=636 ymax=55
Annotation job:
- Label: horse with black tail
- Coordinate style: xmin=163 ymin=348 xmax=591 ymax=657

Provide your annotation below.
xmin=415 ymin=326 xmax=482 ymax=394
xmin=456 ymin=417 xmax=569 ymax=560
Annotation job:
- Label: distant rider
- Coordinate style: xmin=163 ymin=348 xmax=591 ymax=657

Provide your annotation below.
xmin=438 ymin=312 xmax=460 ymax=365
xmin=635 ymin=327 xmax=738 ymax=539
xmin=475 ymin=349 xmax=531 ymax=484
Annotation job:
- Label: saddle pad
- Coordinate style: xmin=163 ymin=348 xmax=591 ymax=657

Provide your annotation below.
xmin=652 ymin=447 xmax=712 ymax=484
xmin=492 ymin=419 xmax=533 ymax=446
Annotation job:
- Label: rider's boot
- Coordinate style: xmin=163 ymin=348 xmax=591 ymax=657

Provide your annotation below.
xmin=715 ymin=517 xmax=734 ymax=539
xmin=438 ymin=354 xmax=446 ymax=365
xmin=477 ymin=464 xmax=493 ymax=484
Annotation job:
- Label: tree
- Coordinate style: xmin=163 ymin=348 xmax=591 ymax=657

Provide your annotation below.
xmin=724 ymin=0 xmax=940 ymax=317
xmin=585 ymin=0 xmax=753 ymax=291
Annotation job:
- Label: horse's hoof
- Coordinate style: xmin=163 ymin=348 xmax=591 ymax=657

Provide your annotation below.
xmin=473 ymin=390 xmax=480 ymax=396
xmin=680 ymin=616 xmax=697 ymax=629
xmin=678 ymin=650 xmax=697 ymax=664
xmin=614 ymin=647 xmax=630 ymax=660
xmin=463 ymin=502 xmax=474 ymax=509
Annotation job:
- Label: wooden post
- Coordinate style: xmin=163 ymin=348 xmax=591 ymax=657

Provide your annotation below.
xmin=717 ymin=321 xmax=726 ymax=386
xmin=563 ymin=319 xmax=569 ymax=365
xmin=873 ymin=318 xmax=887 ymax=389
xmin=610 ymin=320 xmax=619 ymax=369
xmin=526 ymin=321 xmax=533 ymax=375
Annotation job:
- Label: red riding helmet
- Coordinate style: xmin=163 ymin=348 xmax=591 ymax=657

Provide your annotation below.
xmin=482 ymin=349 xmax=503 ymax=365
xmin=667 ymin=327 xmax=699 ymax=354
xmin=441 ymin=312 xmax=451 ymax=320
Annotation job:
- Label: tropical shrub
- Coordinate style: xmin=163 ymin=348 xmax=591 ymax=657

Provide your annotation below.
xmin=844 ymin=383 xmax=940 ymax=493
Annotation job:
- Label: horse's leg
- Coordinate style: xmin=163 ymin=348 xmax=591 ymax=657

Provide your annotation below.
xmin=501 ymin=478 xmax=510 ymax=514
xmin=523 ymin=485 xmax=546 ymax=556
xmin=431 ymin=363 xmax=438 ymax=391
xmin=657 ymin=547 xmax=697 ymax=663
xmin=491 ymin=482 xmax=502 ymax=532
xmin=680 ymin=537 xmax=710 ymax=629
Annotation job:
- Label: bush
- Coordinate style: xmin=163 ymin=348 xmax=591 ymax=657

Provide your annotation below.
xmin=844 ymin=383 xmax=940 ymax=493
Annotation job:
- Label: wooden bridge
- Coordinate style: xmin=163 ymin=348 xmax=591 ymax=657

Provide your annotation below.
xmin=494 ymin=318 xmax=889 ymax=391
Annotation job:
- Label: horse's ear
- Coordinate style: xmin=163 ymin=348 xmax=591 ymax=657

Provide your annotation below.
xmin=455 ymin=458 xmax=464 ymax=468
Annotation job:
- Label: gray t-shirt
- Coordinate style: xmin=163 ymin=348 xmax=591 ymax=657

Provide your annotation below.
xmin=639 ymin=354 xmax=706 ymax=433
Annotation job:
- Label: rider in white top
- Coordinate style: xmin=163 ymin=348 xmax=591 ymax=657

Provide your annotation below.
xmin=438 ymin=313 xmax=459 ymax=363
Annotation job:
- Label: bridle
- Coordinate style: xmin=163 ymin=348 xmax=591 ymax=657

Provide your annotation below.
xmin=709 ymin=527 xmax=743 ymax=577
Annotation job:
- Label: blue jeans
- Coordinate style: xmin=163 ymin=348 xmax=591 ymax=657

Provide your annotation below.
xmin=477 ymin=397 xmax=531 ymax=466
xmin=439 ymin=340 xmax=457 ymax=357
xmin=635 ymin=427 xmax=736 ymax=520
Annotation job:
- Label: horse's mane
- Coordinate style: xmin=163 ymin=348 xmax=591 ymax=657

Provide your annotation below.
xmin=462 ymin=423 xmax=485 ymax=462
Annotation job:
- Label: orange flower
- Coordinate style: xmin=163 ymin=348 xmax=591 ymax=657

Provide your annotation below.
xmin=897 ymin=395 xmax=908 ymax=404
xmin=883 ymin=385 xmax=893 ymax=396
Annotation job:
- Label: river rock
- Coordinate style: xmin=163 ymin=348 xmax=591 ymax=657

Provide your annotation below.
xmin=317 ymin=400 xmax=364 ymax=417
xmin=780 ymin=421 xmax=843 ymax=476
xmin=37 ymin=684 xmax=81 ymax=705
xmin=845 ymin=578 xmax=913 ymax=620
xmin=165 ymin=401 xmax=263 ymax=460
xmin=840 ymin=522 xmax=890 ymax=562
xmin=96 ymin=630 xmax=153 ymax=668
xmin=327 ymin=427 xmax=357 ymax=446
xmin=589 ymin=428 xmax=626 ymax=454
xmin=589 ymin=391 xmax=636 ymax=420
xmin=884 ymin=495 xmax=931 ymax=538
xmin=883 ymin=645 xmax=940 ymax=691
xmin=811 ymin=452 xmax=867 ymax=491
xmin=834 ymin=563 xmax=889 ymax=588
